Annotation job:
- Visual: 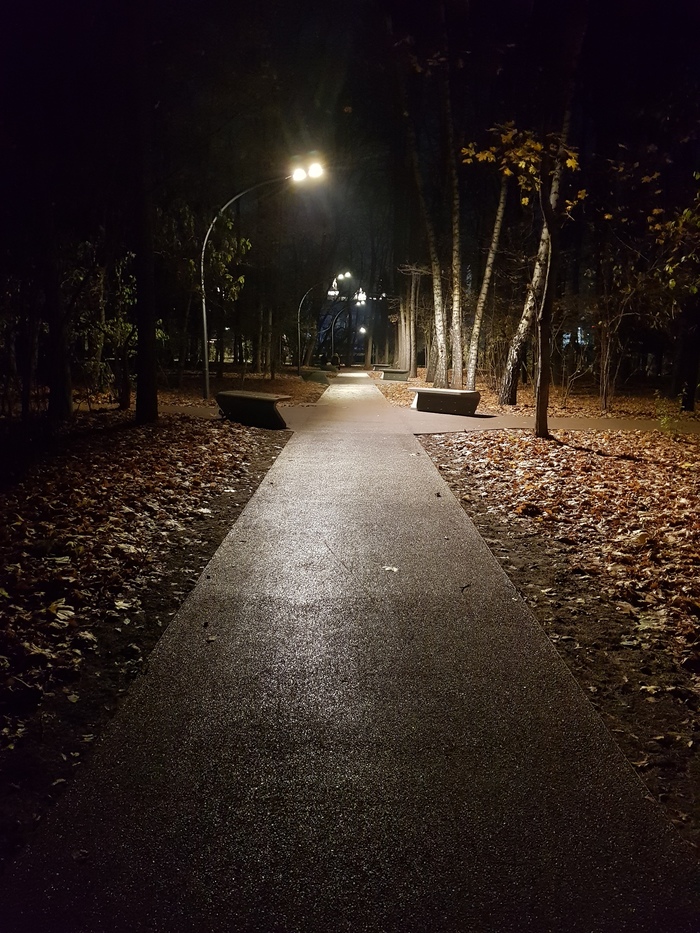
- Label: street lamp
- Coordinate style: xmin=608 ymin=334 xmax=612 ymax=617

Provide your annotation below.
xmin=297 ymin=283 xmax=320 ymax=376
xmin=326 ymin=272 xmax=351 ymax=299
xmin=200 ymin=161 xmax=324 ymax=398
xmin=330 ymin=284 xmax=366 ymax=360
xmin=298 ymin=273 xmax=352 ymax=373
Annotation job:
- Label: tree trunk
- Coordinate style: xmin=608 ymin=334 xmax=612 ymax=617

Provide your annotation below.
xmin=598 ymin=322 xmax=613 ymax=413
xmin=134 ymin=192 xmax=158 ymax=422
xmin=216 ymin=304 xmax=225 ymax=379
xmin=499 ymin=217 xmax=552 ymax=405
xmin=439 ymin=8 xmax=463 ymax=389
xmin=117 ymin=345 xmax=133 ymax=410
xmin=466 ymin=175 xmax=508 ymax=391
xmin=86 ymin=268 xmax=106 ymax=391
xmin=176 ymin=292 xmax=193 ymax=389
xmin=304 ymin=328 xmax=316 ymax=366
xmin=498 ymin=101 xmax=574 ymax=407
xmin=427 ymin=249 xmax=448 ymax=385
xmin=364 ymin=331 xmax=373 ymax=368
xmin=254 ymin=306 xmax=263 ymax=372
xmin=45 ymin=214 xmax=73 ymax=423
xmin=397 ymin=297 xmax=408 ymax=370
xmin=131 ymin=0 xmax=158 ymax=424
xmin=388 ymin=13 xmax=448 ymax=387
xmin=426 ymin=339 xmax=438 ymax=383
xmin=265 ymin=308 xmax=273 ymax=377
xmin=18 ymin=291 xmax=39 ymax=422
xmin=344 ymin=306 xmax=354 ymax=367
xmin=409 ymin=271 xmax=418 ymax=378
xmin=534 ymin=151 xmax=562 ymax=438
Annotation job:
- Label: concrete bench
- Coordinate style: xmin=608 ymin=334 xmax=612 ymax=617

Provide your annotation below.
xmin=381 ymin=369 xmax=410 ymax=381
xmin=372 ymin=364 xmax=392 ymax=371
xmin=216 ymin=390 xmax=292 ymax=429
xmin=409 ymin=387 xmax=481 ymax=416
xmin=301 ymin=370 xmax=330 ymax=385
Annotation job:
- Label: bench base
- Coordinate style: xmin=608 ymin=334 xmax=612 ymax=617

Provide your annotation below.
xmin=409 ymin=387 xmax=481 ymax=416
xmin=216 ymin=391 xmax=292 ymax=429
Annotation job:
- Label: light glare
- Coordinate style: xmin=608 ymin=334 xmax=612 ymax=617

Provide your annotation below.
xmin=292 ymin=168 xmax=307 ymax=182
xmin=308 ymin=162 xmax=324 ymax=178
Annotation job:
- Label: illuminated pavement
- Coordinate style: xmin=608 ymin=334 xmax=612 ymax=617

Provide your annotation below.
xmin=2 ymin=373 xmax=699 ymax=931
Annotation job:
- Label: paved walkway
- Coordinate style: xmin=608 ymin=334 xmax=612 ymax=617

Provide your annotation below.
xmin=2 ymin=374 xmax=699 ymax=931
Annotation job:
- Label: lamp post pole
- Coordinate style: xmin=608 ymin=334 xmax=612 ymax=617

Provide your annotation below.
xmin=330 ymin=284 xmax=364 ymax=360
xmin=200 ymin=163 xmax=323 ymax=399
xmin=297 ymin=284 xmax=318 ymax=376
xmin=330 ymin=304 xmax=346 ymax=359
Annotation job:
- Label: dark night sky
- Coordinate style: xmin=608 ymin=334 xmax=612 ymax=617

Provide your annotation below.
xmin=1 ymin=0 xmax=698 ymax=258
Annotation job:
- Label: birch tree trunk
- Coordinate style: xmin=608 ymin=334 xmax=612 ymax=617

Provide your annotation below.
xmin=409 ymin=271 xmax=418 ymax=377
xmin=498 ymin=220 xmax=551 ymax=405
xmin=417 ymin=165 xmax=448 ymax=386
xmin=45 ymin=215 xmax=74 ymax=423
xmin=534 ymin=165 xmax=561 ymax=438
xmin=388 ymin=14 xmax=449 ymax=387
xmin=498 ymin=0 xmax=589 ymax=406
xmin=131 ymin=0 xmax=158 ymax=424
xmin=398 ymin=296 xmax=409 ymax=370
xmin=499 ymin=109 xmax=579 ymax=405
xmin=440 ymin=20 xmax=463 ymax=389
xmin=465 ymin=175 xmax=508 ymax=391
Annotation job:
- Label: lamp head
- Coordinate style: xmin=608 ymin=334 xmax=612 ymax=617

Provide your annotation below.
xmin=291 ymin=161 xmax=325 ymax=183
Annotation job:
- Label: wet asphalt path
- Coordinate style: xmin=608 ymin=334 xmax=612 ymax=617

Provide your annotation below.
xmin=1 ymin=374 xmax=699 ymax=931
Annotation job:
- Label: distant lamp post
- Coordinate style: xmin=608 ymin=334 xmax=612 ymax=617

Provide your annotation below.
xmin=298 ymin=271 xmax=350 ymax=374
xmin=327 ymin=271 xmax=351 ymax=299
xmin=297 ymin=283 xmax=319 ymax=376
xmin=328 ymin=273 xmax=355 ymax=359
xmin=200 ymin=161 xmax=324 ymax=398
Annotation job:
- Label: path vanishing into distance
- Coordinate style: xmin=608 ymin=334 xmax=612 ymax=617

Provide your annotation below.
xmin=2 ymin=372 xmax=699 ymax=931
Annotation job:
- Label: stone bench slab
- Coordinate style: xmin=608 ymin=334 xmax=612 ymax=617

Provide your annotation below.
xmin=381 ymin=369 xmax=410 ymax=381
xmin=300 ymin=370 xmax=330 ymax=385
xmin=409 ymin=387 xmax=481 ymax=416
xmin=216 ymin=391 xmax=292 ymax=430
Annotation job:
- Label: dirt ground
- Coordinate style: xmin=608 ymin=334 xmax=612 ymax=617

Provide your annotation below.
xmin=1 ymin=369 xmax=698 ymax=877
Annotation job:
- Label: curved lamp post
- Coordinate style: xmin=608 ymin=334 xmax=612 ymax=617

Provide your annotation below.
xmin=200 ymin=161 xmax=324 ymax=398
xmin=300 ymin=273 xmax=351 ymax=371
xmin=330 ymin=285 xmax=365 ymax=359
xmin=297 ymin=283 xmax=321 ymax=376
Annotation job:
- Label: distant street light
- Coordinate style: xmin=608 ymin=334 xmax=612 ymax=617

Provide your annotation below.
xmin=297 ymin=283 xmax=320 ymax=376
xmin=326 ymin=272 xmax=351 ymax=298
xmin=330 ymin=285 xmax=367 ymax=359
xmin=297 ymin=272 xmax=350 ymax=374
xmin=200 ymin=161 xmax=324 ymax=398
